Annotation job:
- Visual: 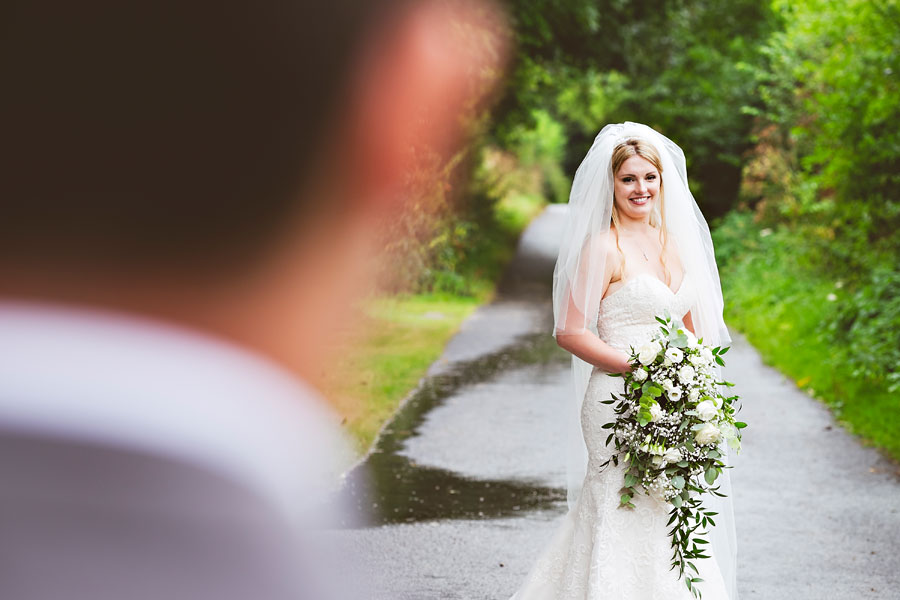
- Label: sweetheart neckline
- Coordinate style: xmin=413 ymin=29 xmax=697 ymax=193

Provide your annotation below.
xmin=600 ymin=272 xmax=687 ymax=305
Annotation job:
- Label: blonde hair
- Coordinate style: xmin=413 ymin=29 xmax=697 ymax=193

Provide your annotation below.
xmin=609 ymin=138 xmax=671 ymax=285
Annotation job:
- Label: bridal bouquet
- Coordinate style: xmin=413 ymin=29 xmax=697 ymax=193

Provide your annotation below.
xmin=601 ymin=312 xmax=745 ymax=598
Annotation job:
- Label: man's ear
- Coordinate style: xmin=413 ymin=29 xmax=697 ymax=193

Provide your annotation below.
xmin=336 ymin=0 xmax=509 ymax=210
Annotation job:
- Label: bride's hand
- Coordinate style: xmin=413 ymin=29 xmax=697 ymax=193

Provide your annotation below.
xmin=613 ymin=352 xmax=634 ymax=375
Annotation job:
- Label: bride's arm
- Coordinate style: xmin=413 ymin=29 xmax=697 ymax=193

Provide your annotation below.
xmin=555 ymin=232 xmax=631 ymax=374
xmin=683 ymin=310 xmax=696 ymax=335
xmin=557 ymin=332 xmax=632 ymax=374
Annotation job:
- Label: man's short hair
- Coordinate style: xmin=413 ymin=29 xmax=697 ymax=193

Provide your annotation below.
xmin=0 ymin=1 xmax=401 ymax=272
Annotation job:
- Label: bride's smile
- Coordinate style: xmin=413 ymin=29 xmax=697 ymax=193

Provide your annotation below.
xmin=613 ymin=154 xmax=661 ymax=219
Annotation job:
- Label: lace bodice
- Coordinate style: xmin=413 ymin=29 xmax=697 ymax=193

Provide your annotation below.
xmin=596 ymin=272 xmax=696 ymax=353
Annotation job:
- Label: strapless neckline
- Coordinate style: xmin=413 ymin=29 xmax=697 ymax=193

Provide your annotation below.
xmin=601 ymin=272 xmax=688 ymax=305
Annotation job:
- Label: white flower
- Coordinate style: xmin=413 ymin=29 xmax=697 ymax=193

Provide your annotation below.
xmin=689 ymin=353 xmax=704 ymax=367
xmin=678 ymin=365 xmax=696 ymax=384
xmin=665 ymin=347 xmax=684 ymax=364
xmin=661 ymin=378 xmax=675 ymax=392
xmin=719 ymin=422 xmax=737 ymax=440
xmin=652 ymin=455 xmax=665 ymax=467
xmin=649 ymin=402 xmax=664 ymax=423
xmin=669 ymin=386 xmax=683 ymax=401
xmin=696 ymin=399 xmax=718 ymax=422
xmin=638 ymin=341 xmax=662 ymax=366
xmin=633 ymin=368 xmax=648 ymax=382
xmin=695 ymin=422 xmax=721 ymax=445
xmin=688 ymin=388 xmax=700 ymax=402
xmin=700 ymin=348 xmax=714 ymax=364
xmin=663 ymin=447 xmax=682 ymax=463
xmin=662 ymin=357 xmax=673 ymax=368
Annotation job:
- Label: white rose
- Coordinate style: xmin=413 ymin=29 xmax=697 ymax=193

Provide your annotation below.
xmin=661 ymin=378 xmax=674 ymax=392
xmin=696 ymin=399 xmax=718 ymax=422
xmin=662 ymin=357 xmax=673 ymax=368
xmin=652 ymin=455 xmax=665 ymax=467
xmin=669 ymin=386 xmax=683 ymax=401
xmin=689 ymin=354 xmax=704 ymax=367
xmin=665 ymin=347 xmax=684 ymax=364
xmin=700 ymin=347 xmax=714 ymax=364
xmin=638 ymin=341 xmax=661 ymax=366
xmin=694 ymin=422 xmax=721 ymax=445
xmin=678 ymin=365 xmax=696 ymax=384
xmin=688 ymin=388 xmax=700 ymax=402
xmin=649 ymin=402 xmax=664 ymax=423
xmin=633 ymin=368 xmax=648 ymax=382
xmin=663 ymin=447 xmax=682 ymax=463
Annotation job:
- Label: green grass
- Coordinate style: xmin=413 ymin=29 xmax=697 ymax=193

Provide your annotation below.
xmin=714 ymin=214 xmax=900 ymax=462
xmin=321 ymin=292 xmax=488 ymax=455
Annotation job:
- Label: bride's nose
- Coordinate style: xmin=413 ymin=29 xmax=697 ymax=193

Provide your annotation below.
xmin=637 ymin=179 xmax=648 ymax=193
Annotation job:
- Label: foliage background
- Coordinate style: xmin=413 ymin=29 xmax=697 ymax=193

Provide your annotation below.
xmin=355 ymin=0 xmax=899 ymax=459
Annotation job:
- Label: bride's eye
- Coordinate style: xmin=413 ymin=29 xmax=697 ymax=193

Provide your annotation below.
xmin=646 ymin=174 xmax=657 ymax=181
xmin=622 ymin=177 xmax=634 ymax=183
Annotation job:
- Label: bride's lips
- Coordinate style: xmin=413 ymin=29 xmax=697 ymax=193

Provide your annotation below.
xmin=629 ymin=195 xmax=652 ymax=206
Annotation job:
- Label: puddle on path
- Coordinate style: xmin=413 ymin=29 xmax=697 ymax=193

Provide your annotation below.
xmin=339 ymin=332 xmax=570 ymax=527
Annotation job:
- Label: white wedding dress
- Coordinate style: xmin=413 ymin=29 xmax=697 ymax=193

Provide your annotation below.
xmin=511 ymin=271 xmax=730 ymax=600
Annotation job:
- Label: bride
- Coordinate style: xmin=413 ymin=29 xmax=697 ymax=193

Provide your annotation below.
xmin=509 ymin=123 xmax=738 ymax=600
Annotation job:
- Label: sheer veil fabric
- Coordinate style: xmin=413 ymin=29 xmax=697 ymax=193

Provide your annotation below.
xmin=552 ymin=122 xmax=738 ymax=599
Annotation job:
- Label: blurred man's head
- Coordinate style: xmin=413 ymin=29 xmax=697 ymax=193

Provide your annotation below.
xmin=0 ymin=0 xmax=507 ymax=380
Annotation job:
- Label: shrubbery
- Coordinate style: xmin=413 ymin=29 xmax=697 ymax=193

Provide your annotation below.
xmin=735 ymin=0 xmax=900 ymax=395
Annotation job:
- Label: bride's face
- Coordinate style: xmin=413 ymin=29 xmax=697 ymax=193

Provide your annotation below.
xmin=613 ymin=155 xmax=660 ymax=221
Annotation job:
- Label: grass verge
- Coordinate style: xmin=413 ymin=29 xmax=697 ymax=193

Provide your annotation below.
xmin=713 ymin=212 xmax=900 ymax=462
xmin=320 ymin=292 xmax=488 ymax=456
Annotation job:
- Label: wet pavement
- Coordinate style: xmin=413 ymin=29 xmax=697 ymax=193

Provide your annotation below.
xmin=331 ymin=204 xmax=900 ymax=600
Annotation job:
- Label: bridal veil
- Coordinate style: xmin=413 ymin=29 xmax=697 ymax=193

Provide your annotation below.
xmin=551 ymin=122 xmax=739 ymax=599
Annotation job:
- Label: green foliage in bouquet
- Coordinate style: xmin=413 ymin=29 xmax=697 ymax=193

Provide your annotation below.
xmin=599 ymin=313 xmax=745 ymax=598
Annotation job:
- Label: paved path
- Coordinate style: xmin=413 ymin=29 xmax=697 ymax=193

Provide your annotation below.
xmin=335 ymin=206 xmax=900 ymax=599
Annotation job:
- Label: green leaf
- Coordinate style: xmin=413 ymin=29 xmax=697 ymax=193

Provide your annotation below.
xmin=671 ymin=475 xmax=685 ymax=489
xmin=735 ymin=421 xmax=748 ymax=429
xmin=705 ymin=467 xmax=718 ymax=486
xmin=671 ymin=495 xmax=683 ymax=508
